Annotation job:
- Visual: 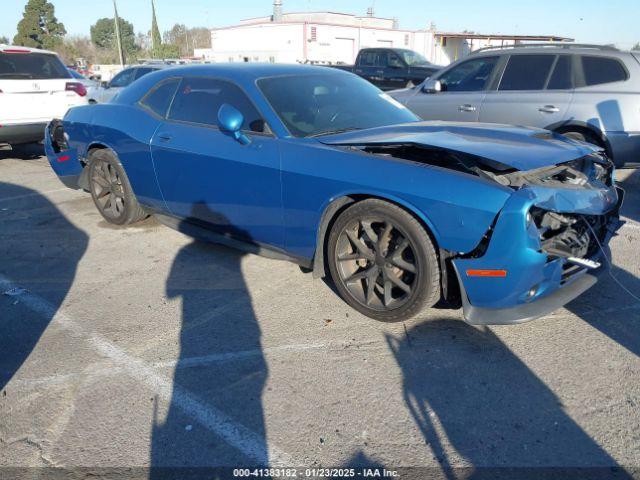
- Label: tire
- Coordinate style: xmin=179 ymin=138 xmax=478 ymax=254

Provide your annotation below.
xmin=87 ymin=149 xmax=147 ymax=225
xmin=327 ymin=199 xmax=440 ymax=322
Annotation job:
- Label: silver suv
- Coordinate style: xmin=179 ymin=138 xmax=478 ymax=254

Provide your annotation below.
xmin=390 ymin=44 xmax=640 ymax=167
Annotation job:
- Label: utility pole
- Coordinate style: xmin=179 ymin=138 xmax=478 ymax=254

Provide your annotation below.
xmin=112 ymin=0 xmax=125 ymax=66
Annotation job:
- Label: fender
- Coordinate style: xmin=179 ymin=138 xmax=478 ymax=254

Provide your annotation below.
xmin=311 ymin=191 xmax=451 ymax=278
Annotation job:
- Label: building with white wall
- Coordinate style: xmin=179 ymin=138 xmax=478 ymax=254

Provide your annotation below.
xmin=194 ymin=3 xmax=572 ymax=66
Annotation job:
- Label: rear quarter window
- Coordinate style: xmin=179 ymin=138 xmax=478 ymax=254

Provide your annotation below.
xmin=0 ymin=52 xmax=70 ymax=79
xmin=139 ymin=78 xmax=180 ymax=117
xmin=581 ymin=56 xmax=628 ymax=86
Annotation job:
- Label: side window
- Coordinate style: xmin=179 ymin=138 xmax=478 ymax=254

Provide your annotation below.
xmin=135 ymin=67 xmax=155 ymax=80
xmin=374 ymin=51 xmax=388 ymax=68
xmin=168 ymin=77 xmax=265 ymax=132
xmin=547 ymin=55 xmax=573 ymax=90
xmin=438 ymin=56 xmax=498 ymax=92
xmin=359 ymin=51 xmax=375 ymax=66
xmin=581 ymin=56 xmax=628 ymax=86
xmin=388 ymin=52 xmax=403 ymax=68
xmin=139 ymin=78 xmax=180 ymax=117
xmin=110 ymin=68 xmax=136 ymax=88
xmin=498 ymin=55 xmax=555 ymax=91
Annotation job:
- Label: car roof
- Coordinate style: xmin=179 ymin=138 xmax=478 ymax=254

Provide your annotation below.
xmin=0 ymin=44 xmax=58 ymax=55
xmin=471 ymin=45 xmax=633 ymax=58
xmin=150 ymin=62 xmax=344 ymax=79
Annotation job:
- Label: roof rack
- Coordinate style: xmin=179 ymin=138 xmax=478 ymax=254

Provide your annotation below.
xmin=471 ymin=43 xmax=619 ymax=54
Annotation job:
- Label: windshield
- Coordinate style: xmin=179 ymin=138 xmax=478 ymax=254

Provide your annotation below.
xmin=258 ymin=73 xmax=419 ymax=137
xmin=0 ymin=52 xmax=70 ymax=79
xmin=399 ymin=50 xmax=432 ymax=66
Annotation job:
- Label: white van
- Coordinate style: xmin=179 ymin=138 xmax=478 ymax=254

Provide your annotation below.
xmin=0 ymin=45 xmax=88 ymax=146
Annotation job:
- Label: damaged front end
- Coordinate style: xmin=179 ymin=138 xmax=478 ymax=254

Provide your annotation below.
xmin=448 ymin=152 xmax=624 ymax=325
xmin=322 ymin=124 xmax=624 ymax=324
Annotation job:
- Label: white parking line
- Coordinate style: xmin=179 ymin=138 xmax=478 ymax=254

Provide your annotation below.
xmin=0 ymin=274 xmax=294 ymax=466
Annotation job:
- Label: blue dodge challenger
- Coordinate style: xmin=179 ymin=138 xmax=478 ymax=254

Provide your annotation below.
xmin=45 ymin=64 xmax=623 ymax=324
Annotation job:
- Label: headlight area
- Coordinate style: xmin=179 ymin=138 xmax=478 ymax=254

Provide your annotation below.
xmin=530 ymin=208 xmax=607 ymax=273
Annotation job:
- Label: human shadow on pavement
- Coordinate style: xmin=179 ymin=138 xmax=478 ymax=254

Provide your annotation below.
xmin=150 ymin=206 xmax=270 ymax=474
xmin=0 ymin=182 xmax=88 ymax=391
xmin=388 ymin=320 xmax=632 ymax=480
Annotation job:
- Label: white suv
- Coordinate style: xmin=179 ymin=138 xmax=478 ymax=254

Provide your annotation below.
xmin=0 ymin=45 xmax=88 ymax=146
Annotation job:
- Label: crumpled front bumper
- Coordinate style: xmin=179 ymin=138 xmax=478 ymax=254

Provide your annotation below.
xmin=452 ymin=184 xmax=624 ymax=325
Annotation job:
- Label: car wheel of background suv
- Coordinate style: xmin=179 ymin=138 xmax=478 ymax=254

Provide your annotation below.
xmin=327 ymin=199 xmax=440 ymax=322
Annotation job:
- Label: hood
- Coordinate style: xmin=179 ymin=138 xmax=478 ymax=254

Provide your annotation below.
xmin=319 ymin=121 xmax=601 ymax=172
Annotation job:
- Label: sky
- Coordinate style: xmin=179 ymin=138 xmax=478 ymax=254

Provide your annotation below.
xmin=2 ymin=0 xmax=639 ymax=49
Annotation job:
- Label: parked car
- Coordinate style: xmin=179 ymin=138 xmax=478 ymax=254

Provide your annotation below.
xmin=331 ymin=48 xmax=441 ymax=90
xmin=67 ymin=67 xmax=99 ymax=90
xmin=45 ymin=64 xmax=622 ymax=324
xmin=88 ymin=64 xmax=165 ymax=104
xmin=0 ymin=45 xmax=88 ymax=146
xmin=390 ymin=44 xmax=640 ymax=167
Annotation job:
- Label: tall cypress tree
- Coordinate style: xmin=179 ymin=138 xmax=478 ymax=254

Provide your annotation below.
xmin=14 ymin=0 xmax=66 ymax=49
xmin=151 ymin=0 xmax=162 ymax=57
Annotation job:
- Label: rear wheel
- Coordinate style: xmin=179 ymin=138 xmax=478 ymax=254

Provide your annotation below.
xmin=88 ymin=149 xmax=147 ymax=225
xmin=327 ymin=199 xmax=440 ymax=322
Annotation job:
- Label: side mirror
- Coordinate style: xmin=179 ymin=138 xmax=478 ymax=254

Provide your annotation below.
xmin=101 ymin=81 xmax=109 ymax=89
xmin=422 ymin=79 xmax=442 ymax=93
xmin=218 ymin=103 xmax=251 ymax=145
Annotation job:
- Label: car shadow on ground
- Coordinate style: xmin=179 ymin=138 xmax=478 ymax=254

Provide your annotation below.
xmin=0 ymin=143 xmax=45 ymax=161
xmin=386 ymin=320 xmax=633 ymax=480
xmin=150 ymin=206 xmax=270 ymax=473
xmin=0 ymin=182 xmax=88 ymax=392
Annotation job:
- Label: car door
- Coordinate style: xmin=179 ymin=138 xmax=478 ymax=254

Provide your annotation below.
xmin=150 ymin=76 xmax=284 ymax=248
xmin=405 ymin=55 xmax=499 ymax=121
xmin=479 ymin=54 xmax=574 ymax=128
xmin=355 ymin=50 xmax=383 ymax=87
xmin=384 ymin=51 xmax=409 ymax=90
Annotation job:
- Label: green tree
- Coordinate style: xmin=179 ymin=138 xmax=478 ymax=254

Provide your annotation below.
xmin=13 ymin=0 xmax=66 ymax=50
xmin=163 ymin=24 xmax=210 ymax=56
xmin=90 ymin=17 xmax=137 ymax=57
xmin=150 ymin=0 xmax=162 ymax=57
xmin=0 ymin=36 xmax=9 ymax=44
xmin=633 ymin=42 xmax=640 ymax=51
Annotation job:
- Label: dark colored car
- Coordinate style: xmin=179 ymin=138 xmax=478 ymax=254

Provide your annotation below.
xmin=331 ymin=48 xmax=440 ymax=90
xmin=45 ymin=64 xmax=622 ymax=324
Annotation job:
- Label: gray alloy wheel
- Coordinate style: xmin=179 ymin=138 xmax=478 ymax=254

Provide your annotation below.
xmin=88 ymin=149 xmax=147 ymax=225
xmin=327 ymin=199 xmax=440 ymax=322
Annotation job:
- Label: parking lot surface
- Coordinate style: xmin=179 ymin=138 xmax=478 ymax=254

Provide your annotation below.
xmin=1 ymin=145 xmax=639 ymax=475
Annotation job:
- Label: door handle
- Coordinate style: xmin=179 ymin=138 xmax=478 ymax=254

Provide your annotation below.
xmin=157 ymin=132 xmax=172 ymax=142
xmin=458 ymin=104 xmax=477 ymax=112
xmin=539 ymin=105 xmax=560 ymax=114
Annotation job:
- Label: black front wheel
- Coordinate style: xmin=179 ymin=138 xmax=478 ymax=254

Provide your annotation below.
xmin=88 ymin=149 xmax=147 ymax=225
xmin=327 ymin=199 xmax=440 ymax=322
